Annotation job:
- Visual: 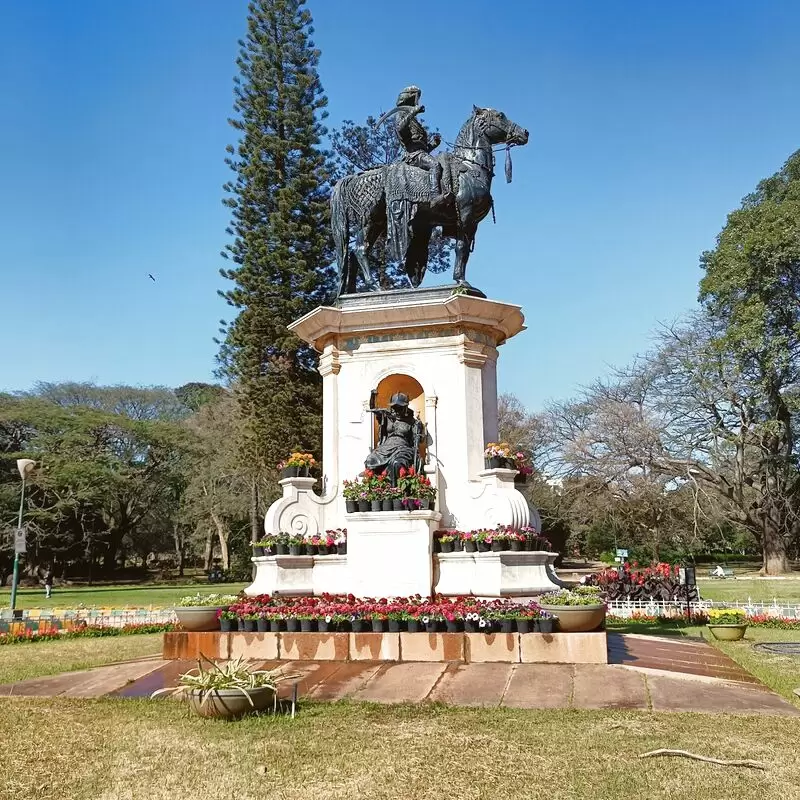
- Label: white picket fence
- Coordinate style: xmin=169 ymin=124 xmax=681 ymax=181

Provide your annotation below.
xmin=0 ymin=608 xmax=177 ymax=627
xmin=607 ymin=598 xmax=800 ymax=619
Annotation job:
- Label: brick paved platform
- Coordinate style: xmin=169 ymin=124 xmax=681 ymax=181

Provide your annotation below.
xmin=1 ymin=634 xmax=797 ymax=716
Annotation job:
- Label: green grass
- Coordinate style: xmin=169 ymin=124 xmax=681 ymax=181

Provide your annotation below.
xmin=0 ymin=633 xmax=163 ymax=685
xmin=0 ymin=582 xmax=246 ymax=610
xmin=697 ymin=578 xmax=800 ymax=605
xmin=1 ymin=700 xmax=799 ymax=800
xmin=709 ymin=627 xmax=800 ymax=704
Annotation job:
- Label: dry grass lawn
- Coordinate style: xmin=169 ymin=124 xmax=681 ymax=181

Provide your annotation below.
xmin=0 ymin=699 xmax=799 ymax=800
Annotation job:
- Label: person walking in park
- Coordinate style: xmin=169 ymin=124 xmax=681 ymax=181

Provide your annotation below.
xmin=44 ymin=568 xmax=54 ymax=599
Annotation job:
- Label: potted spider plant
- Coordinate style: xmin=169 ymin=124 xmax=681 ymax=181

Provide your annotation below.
xmin=152 ymin=656 xmax=298 ymax=719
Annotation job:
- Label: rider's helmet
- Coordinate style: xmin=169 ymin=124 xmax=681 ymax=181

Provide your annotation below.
xmin=396 ymin=86 xmax=421 ymax=107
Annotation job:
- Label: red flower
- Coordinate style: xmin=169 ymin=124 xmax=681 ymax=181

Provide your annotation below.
xmin=399 ymin=467 xmax=407 ymax=477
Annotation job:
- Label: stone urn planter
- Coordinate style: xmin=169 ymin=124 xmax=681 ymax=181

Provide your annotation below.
xmin=174 ymin=606 xmax=225 ymax=632
xmin=538 ymin=604 xmax=606 ymax=632
xmin=174 ymin=593 xmax=238 ymax=632
xmin=707 ymin=623 xmax=748 ymax=641
xmin=537 ymin=590 xmax=607 ymax=633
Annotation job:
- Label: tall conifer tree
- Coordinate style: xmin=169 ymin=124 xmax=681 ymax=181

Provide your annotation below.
xmin=218 ymin=0 xmax=333 ymax=536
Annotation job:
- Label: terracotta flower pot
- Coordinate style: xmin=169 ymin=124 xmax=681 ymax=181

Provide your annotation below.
xmin=539 ymin=604 xmax=606 ymax=633
xmin=707 ymin=624 xmax=748 ymax=641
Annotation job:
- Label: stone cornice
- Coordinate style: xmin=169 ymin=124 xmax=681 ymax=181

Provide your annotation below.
xmin=289 ymin=295 xmax=525 ymax=353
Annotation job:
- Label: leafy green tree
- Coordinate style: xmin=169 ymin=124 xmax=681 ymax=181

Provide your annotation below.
xmin=698 ymin=149 xmax=800 ymax=573
xmin=0 ymin=393 xmax=193 ymax=579
xmin=331 ymin=116 xmax=453 ymax=288
xmin=218 ymin=0 xmax=333 ymax=542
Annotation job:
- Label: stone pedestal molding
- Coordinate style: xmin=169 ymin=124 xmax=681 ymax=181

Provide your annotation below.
xmin=245 ymin=549 xmax=559 ymax=598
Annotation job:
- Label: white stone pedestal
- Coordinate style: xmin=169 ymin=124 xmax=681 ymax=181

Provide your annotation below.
xmin=434 ymin=551 xmax=561 ymax=597
xmin=346 ymin=511 xmax=441 ymax=598
xmin=252 ymin=286 xmax=544 ymax=599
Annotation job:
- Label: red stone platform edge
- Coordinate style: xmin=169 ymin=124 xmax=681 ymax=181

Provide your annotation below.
xmin=162 ymin=630 xmax=608 ymax=664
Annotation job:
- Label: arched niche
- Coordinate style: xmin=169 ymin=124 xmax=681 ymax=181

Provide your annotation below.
xmin=372 ymin=373 xmax=426 ymax=458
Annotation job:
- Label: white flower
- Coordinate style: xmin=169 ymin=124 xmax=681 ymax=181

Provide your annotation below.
xmin=479 ymin=619 xmax=487 ymax=628
xmin=325 ymin=615 xmax=332 ymax=624
xmin=421 ymin=616 xmax=430 ymax=624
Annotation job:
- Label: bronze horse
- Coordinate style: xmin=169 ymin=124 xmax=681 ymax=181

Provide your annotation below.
xmin=331 ymin=106 xmax=528 ymax=295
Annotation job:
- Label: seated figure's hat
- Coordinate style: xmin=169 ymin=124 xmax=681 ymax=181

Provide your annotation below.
xmin=390 ymin=392 xmax=410 ymax=407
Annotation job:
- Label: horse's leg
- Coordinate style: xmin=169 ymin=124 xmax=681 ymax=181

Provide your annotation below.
xmin=405 ymin=224 xmax=432 ymax=288
xmin=453 ymin=220 xmax=476 ymax=286
xmin=354 ymin=218 xmax=382 ymax=290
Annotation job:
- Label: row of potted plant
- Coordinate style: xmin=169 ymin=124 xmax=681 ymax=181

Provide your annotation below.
xmin=220 ymin=595 xmax=556 ymax=634
xmin=174 ymin=589 xmax=607 ymax=635
xmin=253 ymin=529 xmax=347 ymax=557
xmin=343 ymin=467 xmax=436 ymax=513
xmin=435 ymin=526 xmax=551 ymax=553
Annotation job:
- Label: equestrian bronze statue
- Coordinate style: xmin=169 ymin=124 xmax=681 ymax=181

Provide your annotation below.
xmin=331 ymin=89 xmax=529 ymax=296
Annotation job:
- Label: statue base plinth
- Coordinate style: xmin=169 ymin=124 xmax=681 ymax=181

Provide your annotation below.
xmin=255 ymin=291 xmax=542 ymax=598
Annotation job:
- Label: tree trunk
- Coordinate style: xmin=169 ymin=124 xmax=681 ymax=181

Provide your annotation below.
xmin=203 ymin=529 xmax=215 ymax=572
xmin=210 ymin=509 xmax=230 ymax=571
xmin=172 ymin=523 xmax=185 ymax=577
xmin=761 ymin=511 xmax=790 ymax=575
xmin=250 ymin=478 xmax=260 ymax=544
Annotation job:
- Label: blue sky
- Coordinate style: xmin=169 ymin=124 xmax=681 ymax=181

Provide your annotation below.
xmin=1 ymin=0 xmax=798 ymax=411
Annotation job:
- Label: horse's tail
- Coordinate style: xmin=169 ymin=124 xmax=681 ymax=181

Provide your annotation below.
xmin=330 ymin=177 xmax=351 ymax=280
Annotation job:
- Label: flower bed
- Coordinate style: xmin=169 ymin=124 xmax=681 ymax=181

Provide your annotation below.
xmin=221 ymin=594 xmax=556 ymax=634
xmin=0 ymin=623 xmax=175 ymax=645
xmin=583 ymin=562 xmax=699 ymax=602
xmin=607 ymin=611 xmax=800 ymax=629
xmin=434 ymin=526 xmax=550 ymax=553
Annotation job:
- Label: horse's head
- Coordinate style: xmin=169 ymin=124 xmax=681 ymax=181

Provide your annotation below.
xmin=472 ymin=106 xmax=529 ymax=147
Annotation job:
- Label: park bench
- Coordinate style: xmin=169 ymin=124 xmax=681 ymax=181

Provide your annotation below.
xmin=707 ymin=567 xmax=735 ymax=579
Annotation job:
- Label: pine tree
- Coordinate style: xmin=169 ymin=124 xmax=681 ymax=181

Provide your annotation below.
xmin=218 ymin=0 xmax=333 ymax=538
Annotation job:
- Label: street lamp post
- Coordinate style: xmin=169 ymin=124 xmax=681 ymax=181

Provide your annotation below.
xmin=10 ymin=459 xmax=36 ymax=612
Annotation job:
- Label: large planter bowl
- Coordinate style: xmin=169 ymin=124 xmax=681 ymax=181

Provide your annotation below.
xmin=707 ymin=623 xmax=748 ymax=641
xmin=174 ymin=606 xmax=225 ymax=632
xmin=187 ymin=686 xmax=275 ymax=719
xmin=539 ymin=604 xmax=606 ymax=633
